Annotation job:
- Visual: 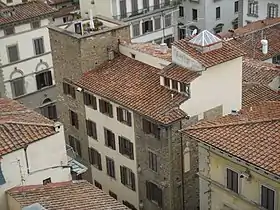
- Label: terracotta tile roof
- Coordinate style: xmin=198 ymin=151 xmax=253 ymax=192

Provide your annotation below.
xmin=46 ymin=0 xmax=72 ymax=5
xmin=0 ymin=98 xmax=55 ymax=156
xmin=173 ymin=38 xmax=245 ymax=68
xmin=7 ymin=180 xmax=129 ymax=210
xmin=242 ymin=58 xmax=280 ymax=85
xmin=0 ymin=0 xmax=56 ymax=27
xmin=159 ymin=63 xmax=200 ymax=83
xmin=242 ymin=83 xmax=280 ymax=107
xmin=76 ymin=55 xmax=187 ymax=124
xmin=120 ymin=42 xmax=172 ymax=62
xmin=53 ymin=5 xmax=79 ymax=18
xmin=184 ymin=101 xmax=280 ymax=176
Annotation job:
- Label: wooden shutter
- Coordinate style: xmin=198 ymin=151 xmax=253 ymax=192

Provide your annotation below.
xmin=127 ymin=112 xmax=132 ymax=126
xmin=104 ymin=129 xmax=108 ymax=146
xmin=112 ymin=132 xmax=116 ymax=150
xmin=119 ymin=136 xmax=124 ymax=154
xmin=99 ymin=99 xmax=104 ymax=113
xmin=129 ymin=142 xmax=134 ymax=160
xmin=76 ymin=140 xmax=81 ymax=156
xmin=93 ymin=122 xmax=97 ymax=139
xmin=69 ymin=110 xmax=73 ymax=125
xmin=142 ymin=119 xmax=149 ymax=133
xmin=146 ymin=181 xmax=151 ymax=199
xmin=92 ymin=96 xmax=97 ymax=110
xmin=109 ymin=104 xmax=113 ymax=118
xmin=158 ymin=187 xmax=163 ymax=207
xmin=117 ymin=107 xmax=122 ymax=121
xmin=75 ymin=113 xmax=79 ymax=129
xmin=86 ymin=120 xmax=90 ymax=136
xmin=232 ymin=171 xmax=238 ymax=193
xmin=98 ymin=152 xmax=102 ymax=170
xmin=261 ymin=186 xmax=268 ymax=207
xmin=131 ymin=171 xmax=136 ymax=191
xmin=120 ymin=166 xmax=125 ymax=184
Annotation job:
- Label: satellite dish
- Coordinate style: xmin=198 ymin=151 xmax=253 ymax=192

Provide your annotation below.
xmin=191 ymin=29 xmax=198 ymax=36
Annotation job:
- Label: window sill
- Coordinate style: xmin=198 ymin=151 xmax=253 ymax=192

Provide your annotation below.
xmin=88 ymin=135 xmax=98 ymax=141
xmin=101 ymin=112 xmax=113 ymax=118
xmin=247 ymin=14 xmax=258 ymax=17
xmin=120 ymin=153 xmax=134 ymax=160
xmin=123 ymin=184 xmax=135 ymax=191
xmin=105 ymin=145 xmax=116 ymax=151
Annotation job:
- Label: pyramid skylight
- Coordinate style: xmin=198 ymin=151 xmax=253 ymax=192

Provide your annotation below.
xmin=189 ymin=30 xmax=221 ymax=47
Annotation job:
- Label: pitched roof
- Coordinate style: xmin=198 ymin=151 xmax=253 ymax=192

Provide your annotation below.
xmin=242 ymin=58 xmax=280 ymax=85
xmin=46 ymin=0 xmax=72 ymax=5
xmin=184 ymin=101 xmax=280 ymax=176
xmin=0 ymin=0 xmax=56 ymax=27
xmin=189 ymin=30 xmax=222 ymax=47
xmin=76 ymin=55 xmax=187 ymax=124
xmin=52 ymin=5 xmax=79 ymax=18
xmin=7 ymin=180 xmax=129 ymax=210
xmin=173 ymin=37 xmax=245 ymax=68
xmin=242 ymin=83 xmax=280 ymax=107
xmin=159 ymin=63 xmax=200 ymax=83
xmin=0 ymin=98 xmax=56 ymax=156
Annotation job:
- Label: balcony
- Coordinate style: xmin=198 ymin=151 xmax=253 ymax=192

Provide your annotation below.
xmin=66 ymin=144 xmax=88 ymax=176
xmin=113 ymin=1 xmax=182 ymax=20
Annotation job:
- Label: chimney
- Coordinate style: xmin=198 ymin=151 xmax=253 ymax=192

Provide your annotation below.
xmin=160 ymin=43 xmax=168 ymax=54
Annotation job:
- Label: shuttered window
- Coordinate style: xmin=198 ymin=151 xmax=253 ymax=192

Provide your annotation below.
xmin=69 ymin=110 xmax=79 ymax=129
xmin=63 ymin=82 xmax=76 ymax=99
xmin=119 ymin=136 xmax=134 ymax=160
xmin=146 ymin=181 xmax=163 ymax=207
xmin=104 ymin=128 xmax=116 ymax=150
xmin=116 ymin=107 xmax=132 ymax=126
xmin=11 ymin=77 xmax=25 ymax=97
xmin=120 ymin=166 xmax=136 ymax=191
xmin=7 ymin=44 xmax=19 ymax=63
xmin=33 ymin=37 xmax=45 ymax=55
xmin=142 ymin=119 xmax=160 ymax=138
xmin=106 ymin=157 xmax=115 ymax=178
xmin=84 ymin=92 xmax=97 ymax=109
xmin=36 ymin=71 xmax=52 ymax=90
xmin=261 ymin=185 xmax=275 ymax=210
xmin=148 ymin=151 xmax=157 ymax=172
xmin=89 ymin=147 xmax=102 ymax=170
xmin=99 ymin=99 xmax=113 ymax=117
xmin=86 ymin=120 xmax=97 ymax=139
xmin=69 ymin=135 xmax=82 ymax=156
xmin=226 ymin=168 xmax=238 ymax=193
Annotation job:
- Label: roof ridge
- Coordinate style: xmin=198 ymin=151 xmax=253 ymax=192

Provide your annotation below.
xmin=0 ymin=110 xmax=32 ymax=116
xmin=187 ymin=117 xmax=280 ymax=130
xmin=0 ymin=121 xmax=54 ymax=127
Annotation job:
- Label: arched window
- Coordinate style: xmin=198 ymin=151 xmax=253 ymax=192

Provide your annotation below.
xmin=213 ymin=23 xmax=224 ymax=34
xmin=43 ymin=98 xmax=52 ymax=104
xmin=10 ymin=69 xmax=25 ymax=98
xmin=41 ymin=98 xmax=57 ymax=120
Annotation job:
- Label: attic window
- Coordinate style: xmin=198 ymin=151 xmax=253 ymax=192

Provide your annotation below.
xmin=172 ymin=80 xmax=178 ymax=90
xmin=164 ymin=77 xmax=170 ymax=87
xmin=180 ymin=83 xmax=187 ymax=93
xmin=131 ymin=53 xmax=136 ymax=59
xmin=43 ymin=177 xmax=52 ymax=185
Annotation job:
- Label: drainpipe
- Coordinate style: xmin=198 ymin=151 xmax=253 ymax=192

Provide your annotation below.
xmin=180 ymin=120 xmax=185 ymax=210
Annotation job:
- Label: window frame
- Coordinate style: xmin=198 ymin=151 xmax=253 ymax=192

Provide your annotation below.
xmin=119 ymin=136 xmax=134 ymax=160
xmin=68 ymin=135 xmax=82 ymax=156
xmin=154 ymin=16 xmax=161 ymax=30
xmin=106 ymin=156 xmax=116 ymax=178
xmin=7 ymin=44 xmax=20 ymax=63
xmin=99 ymin=99 xmax=113 ymax=117
xmin=4 ymin=26 xmax=15 ymax=36
xmin=234 ymin=1 xmax=239 ymax=13
xmin=146 ymin=181 xmax=163 ymax=207
xmin=104 ymin=128 xmax=116 ymax=150
xmin=89 ymin=147 xmax=102 ymax=170
xmin=109 ymin=191 xmax=118 ymax=199
xmin=148 ymin=150 xmax=158 ymax=172
xmin=69 ymin=110 xmax=79 ymax=129
xmin=40 ymin=101 xmax=57 ymax=120
xmin=132 ymin=23 xmax=140 ymax=37
xmin=35 ymin=70 xmax=53 ymax=90
xmin=192 ymin=9 xmax=198 ymax=21
xmin=164 ymin=14 xmax=172 ymax=27
xmin=226 ymin=167 xmax=239 ymax=194
xmin=31 ymin=21 xmax=41 ymax=29
xmin=164 ymin=77 xmax=170 ymax=88
xmin=216 ymin=7 xmax=221 ymax=19
xmin=179 ymin=6 xmax=184 ymax=17
xmin=63 ymin=82 xmax=76 ymax=99
xmin=33 ymin=37 xmax=45 ymax=55
xmin=142 ymin=118 xmax=160 ymax=138
xmin=120 ymin=165 xmax=136 ymax=191
xmin=117 ymin=106 xmax=132 ymax=126
xmin=11 ymin=77 xmax=25 ymax=97
xmin=86 ymin=119 xmax=97 ymax=140
xmin=94 ymin=180 xmax=102 ymax=189
xmin=84 ymin=92 xmax=97 ymax=109
xmin=171 ymin=80 xmax=178 ymax=90
xmin=260 ymin=184 xmax=276 ymax=210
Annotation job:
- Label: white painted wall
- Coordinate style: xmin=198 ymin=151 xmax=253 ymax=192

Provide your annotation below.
xmin=180 ymin=56 xmax=243 ymax=117
xmin=2 ymin=0 xmax=23 ymax=6
xmin=85 ymin=94 xmax=139 ymax=208
xmin=0 ymin=19 xmax=55 ymax=99
xmin=242 ymin=0 xmax=280 ymax=26
xmin=0 ymin=125 xmax=71 ymax=210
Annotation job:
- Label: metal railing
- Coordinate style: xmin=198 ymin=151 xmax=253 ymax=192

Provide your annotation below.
xmin=113 ymin=1 xmax=182 ymax=20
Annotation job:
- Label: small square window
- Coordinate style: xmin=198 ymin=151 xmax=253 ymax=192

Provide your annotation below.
xmin=31 ymin=21 xmax=41 ymax=29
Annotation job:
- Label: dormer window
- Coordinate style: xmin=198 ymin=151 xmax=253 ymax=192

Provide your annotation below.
xmin=172 ymin=80 xmax=178 ymax=90
xmin=180 ymin=83 xmax=187 ymax=93
xmin=164 ymin=78 xmax=170 ymax=87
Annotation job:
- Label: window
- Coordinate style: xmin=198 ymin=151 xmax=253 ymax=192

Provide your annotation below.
xmin=41 ymin=99 xmax=57 ymax=120
xmin=120 ymin=166 xmax=136 ymax=191
xmin=234 ymin=1 xmax=239 ymax=13
xmin=154 ymin=16 xmax=161 ymax=30
xmin=180 ymin=82 xmax=187 ymax=93
xmin=36 ymin=71 xmax=52 ymax=90
xmin=104 ymin=128 xmax=116 ymax=150
xmin=11 ymin=77 xmax=25 ymax=97
xmin=261 ymin=185 xmax=275 ymax=210
xmin=164 ymin=0 xmax=170 ymax=6
xmin=69 ymin=135 xmax=81 ymax=156
xmin=154 ymin=0 xmax=160 ymax=9
xmin=216 ymin=7 xmax=221 ymax=19
xmin=94 ymin=180 xmax=102 ymax=189
xmin=226 ymin=168 xmax=238 ymax=193
xmin=131 ymin=0 xmax=138 ymax=15
xmin=164 ymin=77 xmax=170 ymax=87
xmin=248 ymin=1 xmax=258 ymax=16
xmin=117 ymin=107 xmax=132 ymax=126
xmin=4 ymin=26 xmax=14 ymax=36
xmin=89 ymin=147 xmax=102 ymax=170
xmin=143 ymin=0 xmax=149 ymax=10
xmin=106 ymin=157 xmax=115 ymax=178
xmin=179 ymin=6 xmax=184 ymax=17
xmin=119 ymin=136 xmax=134 ymax=159
xmin=120 ymin=0 xmax=127 ymax=18
xmin=164 ymin=14 xmax=171 ymax=27
xmin=99 ymin=99 xmax=113 ymax=117
xmin=69 ymin=110 xmax=79 ymax=129
xmin=192 ymin=9 xmax=198 ymax=21
xmin=148 ymin=151 xmax=157 ymax=172
xmin=109 ymin=191 xmax=117 ymax=199
xmin=142 ymin=119 xmax=160 ymax=138
xmin=43 ymin=178 xmax=51 ymax=185
xmin=172 ymin=80 xmax=178 ymax=90
xmin=123 ymin=201 xmax=137 ymax=210
xmin=142 ymin=20 xmax=153 ymax=34
xmin=84 ymin=92 xmax=97 ymax=109
xmin=33 ymin=37 xmax=45 ymax=55
xmin=164 ymin=36 xmax=173 ymax=48
xmin=146 ymin=181 xmax=163 ymax=207
xmin=86 ymin=120 xmax=97 ymax=139
xmin=272 ymin=55 xmax=280 ymax=64
xmin=132 ymin=23 xmax=140 ymax=37
xmin=7 ymin=45 xmax=19 ymax=63
xmin=31 ymin=21 xmax=41 ymax=29
xmin=63 ymin=82 xmax=76 ymax=99
xmin=267 ymin=3 xmax=278 ymax=18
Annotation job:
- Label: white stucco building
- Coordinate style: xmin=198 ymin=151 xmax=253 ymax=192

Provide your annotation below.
xmin=0 ymin=98 xmax=72 ymax=210
xmin=181 ymin=0 xmax=239 ymax=35
xmin=239 ymin=0 xmax=279 ymax=26
xmin=79 ymin=0 xmax=181 ymax=45
xmin=0 ymin=0 xmax=58 ymax=120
